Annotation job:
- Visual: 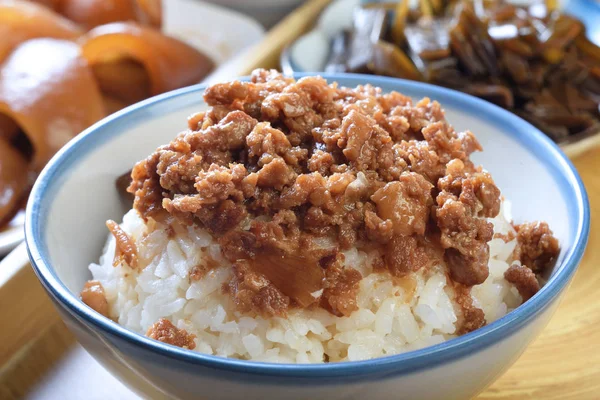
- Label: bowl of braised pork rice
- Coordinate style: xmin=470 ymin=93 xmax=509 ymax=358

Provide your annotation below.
xmin=26 ymin=70 xmax=589 ymax=400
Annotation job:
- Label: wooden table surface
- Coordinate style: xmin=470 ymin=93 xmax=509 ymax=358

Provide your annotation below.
xmin=0 ymin=147 xmax=598 ymax=399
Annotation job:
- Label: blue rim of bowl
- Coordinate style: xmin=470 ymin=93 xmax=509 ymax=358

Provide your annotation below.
xmin=26 ymin=73 xmax=590 ymax=378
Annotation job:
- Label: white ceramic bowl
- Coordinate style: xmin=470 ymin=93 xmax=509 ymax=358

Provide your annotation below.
xmin=26 ymin=74 xmax=589 ymax=400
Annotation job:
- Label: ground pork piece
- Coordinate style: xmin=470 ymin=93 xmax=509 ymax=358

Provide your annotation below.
xmin=283 ymin=146 xmax=309 ymax=171
xmin=438 ymin=159 xmax=501 ymax=218
xmin=261 ymin=90 xmax=312 ymax=120
xmin=295 ymin=76 xmax=335 ymax=103
xmin=146 ymin=318 xmax=196 ymax=349
xmin=377 ymin=90 xmax=413 ymax=113
xmin=304 ymin=206 xmax=335 ymax=234
xmin=163 ymin=164 xmax=248 ymax=218
xmin=192 ymin=200 xmax=248 ymax=235
xmin=251 ymin=68 xmax=296 ymax=86
xmin=128 ymin=152 xmax=165 ymax=221
xmin=384 ymin=235 xmax=430 ymax=276
xmin=435 ymin=197 xmax=493 ymax=286
xmin=156 ymin=150 xmax=203 ymax=194
xmin=504 ymin=263 xmax=540 ymax=301
xmin=246 ymin=122 xmax=291 ymax=160
xmin=320 ymin=261 xmax=362 ymax=317
xmin=364 ymin=210 xmax=394 ymax=243
xmin=285 ymin=110 xmax=326 ymax=145
xmin=106 ymin=220 xmax=138 ymax=269
xmin=194 ymin=164 xmax=248 ymax=204
xmin=459 ymin=172 xmax=501 ymax=218
xmin=457 ymin=130 xmax=482 ymax=157
xmin=80 ymin=280 xmax=109 ymax=317
xmin=326 ymin=172 xmax=355 ymax=195
xmin=226 ymin=261 xmax=290 ymax=317
xmin=371 ymin=172 xmax=433 ymax=236
xmin=445 ymin=246 xmax=490 ymax=287
xmin=256 ymin=157 xmax=296 ymax=189
xmin=454 ymin=285 xmax=486 ymax=334
xmin=189 ymin=110 xmax=257 ymax=153
xmin=388 ymin=97 xmax=445 ymax=135
xmin=514 ymin=222 xmax=560 ymax=272
xmin=276 ymin=173 xmax=328 ymax=209
xmin=187 ymin=111 xmax=205 ymax=130
xmin=203 ymin=80 xmax=250 ymax=108
xmin=377 ymin=113 xmax=410 ymax=142
xmin=422 ymin=120 xmax=472 ymax=163
xmin=219 ymin=230 xmax=257 ymax=261
xmin=307 ymin=149 xmax=334 ymax=175
xmin=435 ymin=157 xmax=500 ymax=286
xmin=339 ymin=110 xmax=394 ymax=173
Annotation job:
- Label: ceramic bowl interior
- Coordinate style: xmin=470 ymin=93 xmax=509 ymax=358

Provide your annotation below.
xmin=26 ymin=74 xmax=589 ymax=374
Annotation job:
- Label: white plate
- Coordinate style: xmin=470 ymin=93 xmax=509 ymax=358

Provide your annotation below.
xmin=0 ymin=0 xmax=265 ymax=257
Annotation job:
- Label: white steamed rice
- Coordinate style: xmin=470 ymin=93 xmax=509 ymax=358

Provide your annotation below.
xmin=88 ymin=201 xmax=523 ymax=363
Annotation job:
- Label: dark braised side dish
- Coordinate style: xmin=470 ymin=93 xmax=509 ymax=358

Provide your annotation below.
xmin=324 ymin=0 xmax=600 ymax=143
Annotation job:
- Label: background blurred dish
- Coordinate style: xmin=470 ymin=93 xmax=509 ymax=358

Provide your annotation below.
xmin=283 ymin=0 xmax=599 ymax=72
xmin=0 ymin=0 xmax=264 ymax=256
xmin=282 ymin=0 xmax=600 ymax=145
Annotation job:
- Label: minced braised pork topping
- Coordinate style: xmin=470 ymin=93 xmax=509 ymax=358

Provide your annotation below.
xmin=127 ymin=69 xmax=558 ymax=319
xmin=146 ymin=318 xmax=196 ymax=350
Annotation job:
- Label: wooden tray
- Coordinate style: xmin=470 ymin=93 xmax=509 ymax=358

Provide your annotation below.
xmin=1 ymin=0 xmax=599 ymax=398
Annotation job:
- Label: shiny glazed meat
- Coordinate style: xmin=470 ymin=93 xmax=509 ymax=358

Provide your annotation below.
xmin=128 ymin=70 xmax=558 ymax=318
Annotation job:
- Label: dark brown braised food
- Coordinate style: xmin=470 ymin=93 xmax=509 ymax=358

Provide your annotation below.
xmin=146 ymin=318 xmax=197 ymax=350
xmin=127 ymin=70 xmax=559 ymax=324
xmin=324 ymin=0 xmax=600 ymax=143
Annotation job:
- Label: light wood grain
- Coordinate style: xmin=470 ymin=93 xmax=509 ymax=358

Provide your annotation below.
xmin=0 ymin=243 xmax=62 ymax=369
xmin=0 ymin=321 xmax=75 ymax=400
